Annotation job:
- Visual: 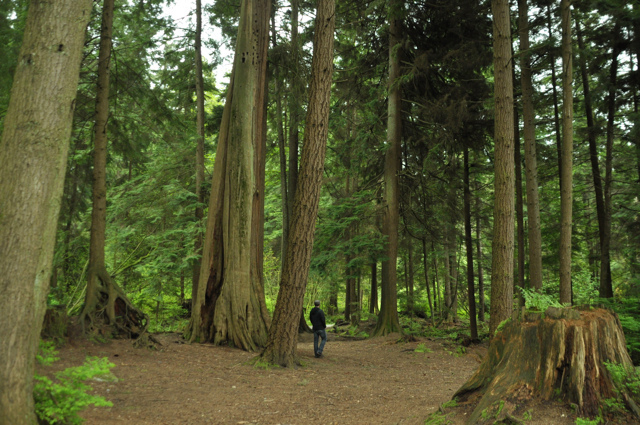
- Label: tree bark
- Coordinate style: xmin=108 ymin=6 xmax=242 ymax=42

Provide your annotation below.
xmin=559 ymin=0 xmax=573 ymax=305
xmin=489 ymin=0 xmax=515 ymax=334
xmin=370 ymin=260 xmax=378 ymax=314
xmin=514 ymin=94 xmax=525 ymax=302
xmin=373 ymin=0 xmax=403 ymax=337
xmin=80 ymin=0 xmax=148 ymax=339
xmin=547 ymin=5 xmax=563 ymax=192
xmin=475 ymin=174 xmax=485 ymax=322
xmin=0 ymin=0 xmax=90 ymax=422
xmin=259 ymin=0 xmax=335 ymax=366
xmin=186 ymin=0 xmax=271 ymax=351
xmin=192 ymin=0 xmax=206 ymax=309
xmin=518 ymin=0 xmax=543 ymax=292
xmin=601 ymin=24 xmax=621 ymax=299
xmin=455 ymin=308 xmax=639 ymax=423
xmin=464 ymin=148 xmax=478 ymax=340
xmin=421 ymin=239 xmax=435 ymax=326
xmin=286 ymin=0 xmax=301 ymax=227
xmin=575 ymin=18 xmax=607 ymax=298
xmin=271 ymin=12 xmax=289 ymax=267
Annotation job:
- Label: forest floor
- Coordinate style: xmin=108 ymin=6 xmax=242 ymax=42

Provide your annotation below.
xmin=43 ymin=325 xmax=586 ymax=425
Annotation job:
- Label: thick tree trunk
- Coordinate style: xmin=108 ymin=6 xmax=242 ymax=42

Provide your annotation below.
xmin=186 ymin=0 xmax=271 ymax=351
xmin=455 ymin=308 xmax=639 ymax=423
xmin=559 ymin=0 xmax=573 ymax=305
xmin=464 ymin=148 xmax=478 ymax=340
xmin=259 ymin=0 xmax=335 ymax=366
xmin=518 ymin=0 xmax=543 ymax=292
xmin=0 ymin=0 xmax=90 ymax=423
xmin=373 ymin=0 xmax=403 ymax=337
xmin=490 ymin=0 xmax=515 ymax=334
xmin=192 ymin=0 xmax=206 ymax=309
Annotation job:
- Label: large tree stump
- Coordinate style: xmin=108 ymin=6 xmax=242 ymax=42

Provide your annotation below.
xmin=454 ymin=307 xmax=639 ymax=423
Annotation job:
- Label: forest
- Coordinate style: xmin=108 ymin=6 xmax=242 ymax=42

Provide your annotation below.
xmin=1 ymin=0 xmax=640 ymax=423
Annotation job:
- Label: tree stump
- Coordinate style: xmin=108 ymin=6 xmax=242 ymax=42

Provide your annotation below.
xmin=454 ymin=307 xmax=639 ymax=423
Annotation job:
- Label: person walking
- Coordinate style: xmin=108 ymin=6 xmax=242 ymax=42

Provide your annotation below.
xmin=309 ymin=300 xmax=327 ymax=358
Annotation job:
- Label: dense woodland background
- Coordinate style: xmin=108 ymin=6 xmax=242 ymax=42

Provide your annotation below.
xmin=1 ymin=0 xmax=639 ymax=361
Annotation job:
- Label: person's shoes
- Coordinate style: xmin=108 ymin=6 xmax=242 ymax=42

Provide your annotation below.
xmin=316 ymin=352 xmax=323 ymax=358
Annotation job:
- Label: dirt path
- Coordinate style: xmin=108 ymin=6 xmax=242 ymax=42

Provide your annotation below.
xmin=47 ymin=332 xmax=578 ymax=424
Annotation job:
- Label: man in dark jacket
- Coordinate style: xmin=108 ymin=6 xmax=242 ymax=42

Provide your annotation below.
xmin=309 ymin=300 xmax=327 ymax=358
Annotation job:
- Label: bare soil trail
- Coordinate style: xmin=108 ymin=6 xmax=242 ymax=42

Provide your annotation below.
xmin=46 ymin=331 xmax=578 ymax=424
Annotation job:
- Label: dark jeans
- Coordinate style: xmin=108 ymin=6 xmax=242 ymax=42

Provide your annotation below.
xmin=313 ymin=329 xmax=327 ymax=356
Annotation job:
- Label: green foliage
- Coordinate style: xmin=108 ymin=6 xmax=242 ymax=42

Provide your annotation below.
xmin=37 ymin=341 xmax=60 ymax=366
xmin=495 ymin=318 xmax=511 ymax=335
xmin=414 ymin=343 xmax=432 ymax=353
xmin=34 ymin=343 xmax=115 ymax=425
xmin=599 ymin=298 xmax=640 ymax=364
xmin=575 ymin=418 xmax=601 ymax=425
xmin=520 ymin=288 xmax=564 ymax=311
xmin=604 ymin=362 xmax=640 ymax=402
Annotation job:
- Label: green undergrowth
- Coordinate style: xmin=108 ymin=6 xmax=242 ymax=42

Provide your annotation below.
xmin=35 ymin=340 xmax=115 ymax=424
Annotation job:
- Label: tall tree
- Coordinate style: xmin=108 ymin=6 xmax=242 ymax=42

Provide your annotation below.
xmin=559 ymin=0 xmax=573 ymax=305
xmin=0 ymin=0 xmax=91 ymax=422
xmin=79 ymin=0 xmax=147 ymax=336
xmin=489 ymin=0 xmax=515 ymax=334
xmin=186 ymin=0 xmax=272 ymax=350
xmin=600 ymin=23 xmax=622 ymax=299
xmin=518 ymin=0 xmax=543 ymax=291
xmin=463 ymin=147 xmax=478 ymax=340
xmin=192 ymin=0 xmax=206 ymax=307
xmin=373 ymin=0 xmax=403 ymax=336
xmin=260 ymin=0 xmax=335 ymax=366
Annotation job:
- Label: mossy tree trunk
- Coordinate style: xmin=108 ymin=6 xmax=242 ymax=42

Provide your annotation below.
xmin=455 ymin=308 xmax=639 ymax=424
xmin=0 ymin=0 xmax=91 ymax=422
xmin=186 ymin=0 xmax=271 ymax=351
xmin=259 ymin=0 xmax=335 ymax=366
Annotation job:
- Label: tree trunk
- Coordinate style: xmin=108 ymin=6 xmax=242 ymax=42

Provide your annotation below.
xmin=421 ymin=239 xmax=435 ymax=326
xmin=271 ymin=12 xmax=289 ymax=266
xmin=464 ymin=148 xmax=478 ymax=340
xmin=475 ymin=175 xmax=485 ymax=322
xmin=370 ymin=260 xmax=378 ymax=314
xmin=287 ymin=0 xmax=301 ymax=226
xmin=576 ymin=18 xmax=607 ymax=299
xmin=192 ymin=0 xmax=206 ymax=309
xmin=0 ymin=0 xmax=90 ymax=422
xmin=444 ymin=239 xmax=452 ymax=321
xmin=514 ymin=94 xmax=525 ymax=303
xmin=519 ymin=0 xmax=543 ymax=292
xmin=601 ymin=25 xmax=621 ymax=299
xmin=489 ymin=0 xmax=515 ymax=334
xmin=547 ymin=5 xmax=563 ymax=193
xmin=407 ymin=238 xmax=415 ymax=313
xmin=186 ymin=0 xmax=271 ymax=351
xmin=373 ymin=0 xmax=403 ymax=337
xmin=259 ymin=0 xmax=335 ymax=366
xmin=455 ymin=308 xmax=639 ymax=423
xmin=80 ymin=0 xmax=149 ymax=339
xmin=559 ymin=0 xmax=573 ymax=305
